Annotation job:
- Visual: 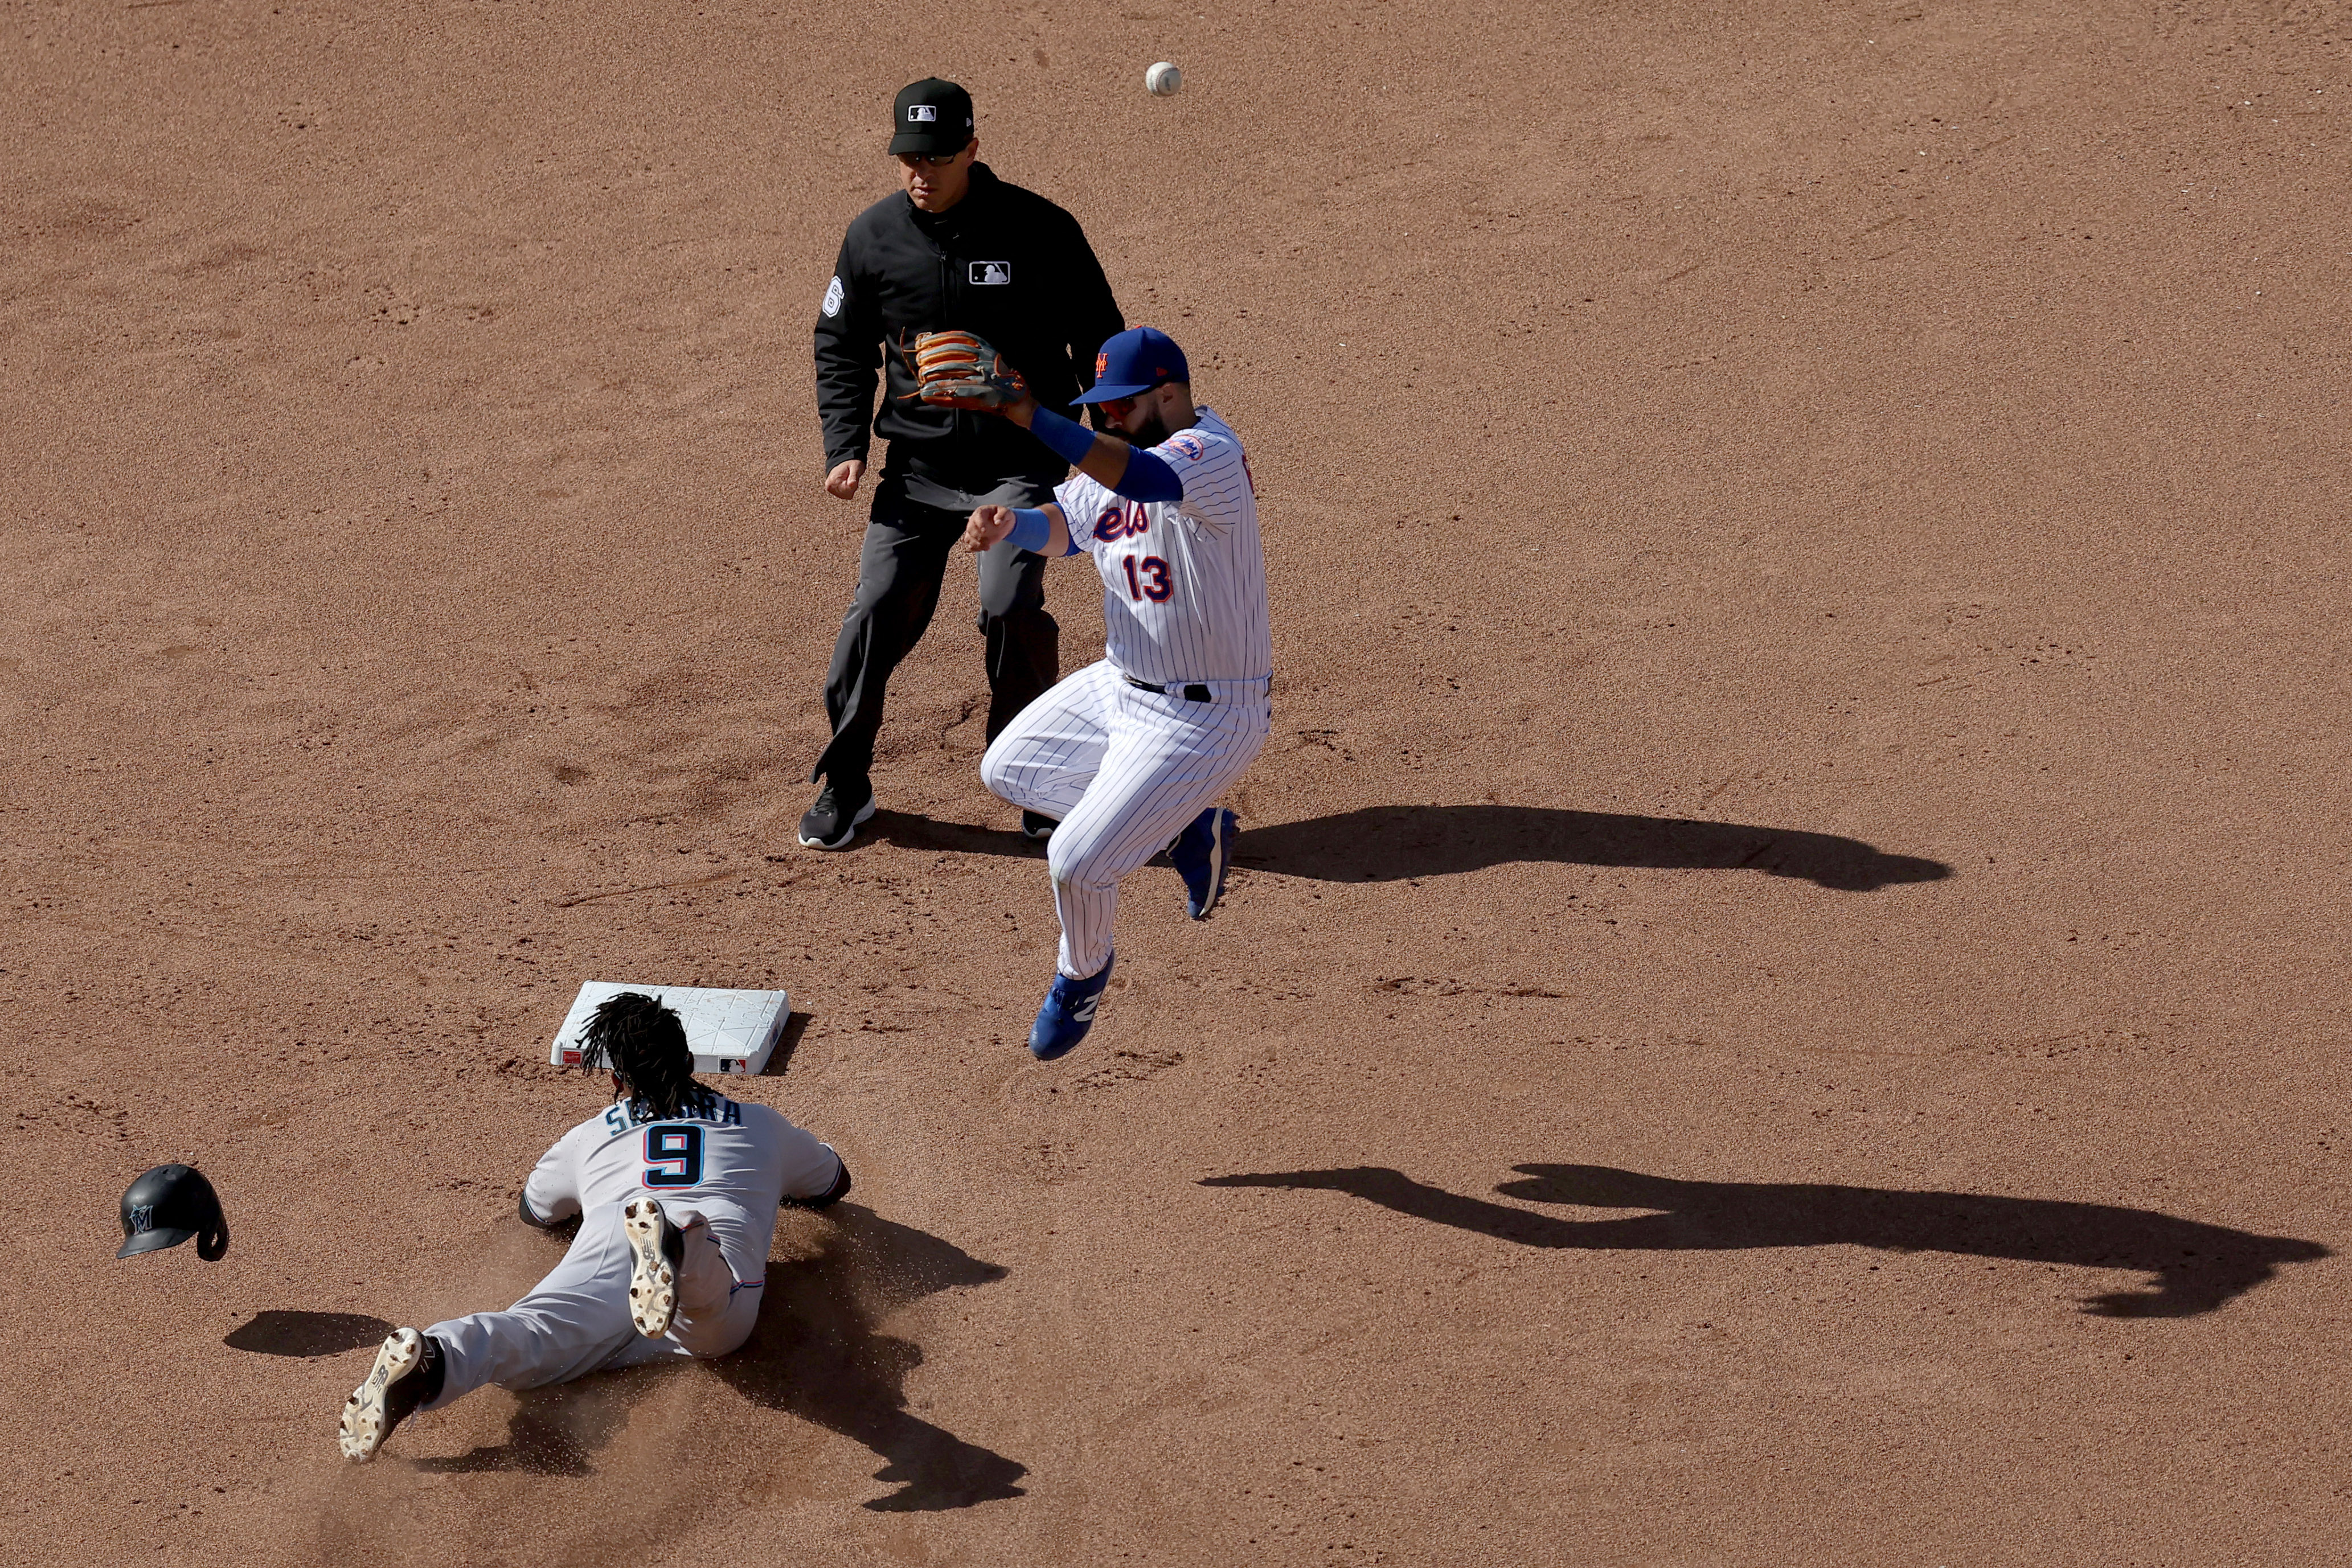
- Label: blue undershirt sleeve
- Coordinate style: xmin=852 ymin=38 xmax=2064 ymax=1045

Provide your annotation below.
xmin=1116 ymin=450 xmax=1183 ymax=503
xmin=1028 ymin=405 xmax=1185 ymax=504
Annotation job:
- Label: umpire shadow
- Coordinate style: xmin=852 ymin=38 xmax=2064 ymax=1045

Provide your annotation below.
xmin=1234 ymin=804 xmax=1951 ymax=892
xmin=711 ymin=1203 xmax=1026 ymax=1511
xmin=1202 ymin=1165 xmax=2329 ymax=1317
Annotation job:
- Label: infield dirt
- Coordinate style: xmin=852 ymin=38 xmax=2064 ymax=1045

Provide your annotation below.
xmin=5 ymin=1 xmax=2349 ymax=1563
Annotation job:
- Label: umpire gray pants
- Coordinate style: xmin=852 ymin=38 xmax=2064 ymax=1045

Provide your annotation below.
xmin=812 ymin=485 xmax=1058 ymax=788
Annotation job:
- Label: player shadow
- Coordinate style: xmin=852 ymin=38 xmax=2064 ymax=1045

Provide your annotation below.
xmin=409 ymin=1365 xmax=666 ymax=1477
xmin=852 ymin=803 xmax=1948 ymax=890
xmin=1233 ymin=804 xmax=1952 ymax=892
xmin=399 ymin=1207 xmax=1022 ymax=1495
xmin=710 ymin=1204 xmax=1027 ymax=1511
xmin=223 ymin=1310 xmax=395 ymax=1357
xmin=862 ymin=810 xmax=1044 ymax=859
xmin=1201 ymin=1165 xmax=2330 ymax=1317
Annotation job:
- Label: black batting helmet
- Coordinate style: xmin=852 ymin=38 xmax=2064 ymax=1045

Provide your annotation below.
xmin=118 ymin=1164 xmax=229 ymax=1261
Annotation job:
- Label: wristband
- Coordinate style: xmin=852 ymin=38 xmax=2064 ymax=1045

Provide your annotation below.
xmin=1026 ymin=404 xmax=1100 ymax=468
xmin=1004 ymin=507 xmax=1052 ymax=554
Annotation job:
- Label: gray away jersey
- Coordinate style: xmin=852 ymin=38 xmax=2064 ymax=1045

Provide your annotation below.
xmin=521 ymin=1095 xmax=842 ymax=1281
xmin=1053 ymin=407 xmax=1271 ymax=686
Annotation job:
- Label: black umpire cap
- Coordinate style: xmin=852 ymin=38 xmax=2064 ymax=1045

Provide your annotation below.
xmin=890 ymin=79 xmax=975 ymax=157
xmin=118 ymin=1163 xmax=230 ymax=1261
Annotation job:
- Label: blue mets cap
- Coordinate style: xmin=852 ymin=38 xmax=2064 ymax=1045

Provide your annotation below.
xmin=1074 ymin=326 xmax=1190 ymax=402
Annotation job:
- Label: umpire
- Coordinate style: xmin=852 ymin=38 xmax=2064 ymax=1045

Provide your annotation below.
xmin=801 ymin=77 xmax=1124 ymax=851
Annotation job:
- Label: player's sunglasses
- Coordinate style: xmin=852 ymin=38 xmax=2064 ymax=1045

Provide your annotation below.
xmin=1095 ymin=385 xmax=1167 ymax=420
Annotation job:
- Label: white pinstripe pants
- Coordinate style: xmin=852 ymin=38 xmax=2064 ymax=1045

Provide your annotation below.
xmin=982 ymin=659 xmax=1270 ymax=979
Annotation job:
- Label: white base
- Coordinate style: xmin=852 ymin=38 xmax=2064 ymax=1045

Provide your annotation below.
xmin=548 ymin=982 xmax=790 ymax=1077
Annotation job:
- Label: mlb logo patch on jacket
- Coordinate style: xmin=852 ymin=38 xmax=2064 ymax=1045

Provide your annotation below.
xmin=970 ymin=261 xmax=1011 ymax=285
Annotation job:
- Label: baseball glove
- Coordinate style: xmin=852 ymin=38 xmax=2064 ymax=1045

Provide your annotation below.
xmin=904 ymin=329 xmax=1029 ymax=411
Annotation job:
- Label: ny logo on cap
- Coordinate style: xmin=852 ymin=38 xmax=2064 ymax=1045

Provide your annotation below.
xmin=1095 ymin=351 xmax=1110 ymax=377
xmin=907 ymin=105 xmax=937 ymax=122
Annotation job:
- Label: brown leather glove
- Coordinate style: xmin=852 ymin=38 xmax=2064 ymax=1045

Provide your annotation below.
xmin=903 ymin=329 xmax=1030 ymax=411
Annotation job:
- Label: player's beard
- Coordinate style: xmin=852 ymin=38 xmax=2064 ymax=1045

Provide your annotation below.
xmin=1124 ymin=410 xmax=1171 ymax=450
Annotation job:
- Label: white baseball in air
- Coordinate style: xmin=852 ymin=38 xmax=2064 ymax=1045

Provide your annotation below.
xmin=1146 ymin=61 xmax=1182 ymax=96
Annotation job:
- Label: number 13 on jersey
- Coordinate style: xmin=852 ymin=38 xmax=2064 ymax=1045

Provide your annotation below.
xmin=1122 ymin=555 xmax=1172 ymax=602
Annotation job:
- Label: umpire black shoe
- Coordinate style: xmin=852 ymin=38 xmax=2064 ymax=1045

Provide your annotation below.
xmin=339 ymin=1327 xmax=447 ymax=1462
xmin=797 ymin=777 xmax=875 ymax=851
xmin=1021 ymin=810 xmax=1058 ymax=842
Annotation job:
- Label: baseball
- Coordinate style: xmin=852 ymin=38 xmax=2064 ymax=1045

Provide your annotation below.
xmin=1146 ymin=61 xmax=1182 ymax=96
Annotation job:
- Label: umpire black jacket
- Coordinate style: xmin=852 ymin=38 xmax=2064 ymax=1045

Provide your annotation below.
xmin=814 ymin=164 xmax=1124 ymax=498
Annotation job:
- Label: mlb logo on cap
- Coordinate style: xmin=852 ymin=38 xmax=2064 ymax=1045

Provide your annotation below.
xmin=890 ymin=79 xmax=976 ymax=155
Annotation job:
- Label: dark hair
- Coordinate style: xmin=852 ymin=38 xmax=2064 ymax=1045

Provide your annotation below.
xmin=579 ymin=992 xmax=714 ymax=1120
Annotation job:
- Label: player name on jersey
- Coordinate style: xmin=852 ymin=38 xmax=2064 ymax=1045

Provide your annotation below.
xmin=548 ymin=982 xmax=792 ymax=1077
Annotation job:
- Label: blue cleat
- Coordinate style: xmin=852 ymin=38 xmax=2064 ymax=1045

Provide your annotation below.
xmin=1169 ymin=807 xmax=1240 ymax=920
xmin=1029 ymin=955 xmax=1114 ymax=1060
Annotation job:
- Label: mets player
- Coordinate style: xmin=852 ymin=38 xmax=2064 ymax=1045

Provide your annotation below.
xmin=337 ymin=992 xmax=850 ymax=1460
xmin=928 ymin=325 xmax=1270 ymax=1060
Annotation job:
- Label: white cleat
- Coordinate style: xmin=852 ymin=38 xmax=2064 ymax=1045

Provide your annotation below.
xmin=339 ymin=1327 xmax=424 ymax=1462
xmin=624 ymin=1196 xmax=679 ymax=1339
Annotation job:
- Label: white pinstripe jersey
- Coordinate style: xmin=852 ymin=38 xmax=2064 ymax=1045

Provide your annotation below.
xmin=1052 ymin=407 xmax=1271 ymax=685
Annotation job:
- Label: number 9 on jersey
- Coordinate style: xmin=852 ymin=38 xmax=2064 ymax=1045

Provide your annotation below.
xmin=642 ymin=1124 xmax=704 ymax=1188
